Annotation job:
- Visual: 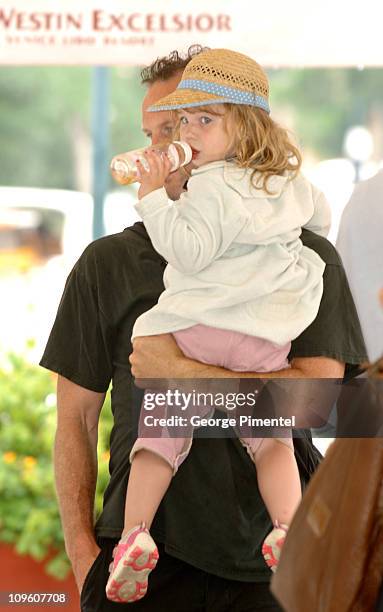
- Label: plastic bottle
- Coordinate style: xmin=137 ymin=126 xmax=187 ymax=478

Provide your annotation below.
xmin=110 ymin=141 xmax=192 ymax=185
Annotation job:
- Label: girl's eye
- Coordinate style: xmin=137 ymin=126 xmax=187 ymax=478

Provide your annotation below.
xmin=180 ymin=116 xmax=188 ymax=125
xmin=200 ymin=116 xmax=212 ymax=125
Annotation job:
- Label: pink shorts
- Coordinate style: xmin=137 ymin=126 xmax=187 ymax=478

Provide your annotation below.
xmin=130 ymin=325 xmax=293 ymax=472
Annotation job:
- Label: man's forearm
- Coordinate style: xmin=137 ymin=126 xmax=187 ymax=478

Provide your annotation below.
xmin=163 ymin=355 xmax=345 ymax=379
xmin=130 ymin=335 xmax=345 ymax=381
xmin=130 ymin=336 xmax=344 ymax=429
xmin=54 ymin=419 xmax=98 ymax=562
xmin=174 ymin=356 xmax=344 ymax=428
xmin=54 ymin=376 xmax=105 ymax=581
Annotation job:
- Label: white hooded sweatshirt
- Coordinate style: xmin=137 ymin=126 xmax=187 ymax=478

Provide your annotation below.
xmin=133 ymin=160 xmax=331 ymax=345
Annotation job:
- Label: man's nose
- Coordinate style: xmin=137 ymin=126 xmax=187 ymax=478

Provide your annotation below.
xmin=151 ymin=133 xmax=162 ymax=146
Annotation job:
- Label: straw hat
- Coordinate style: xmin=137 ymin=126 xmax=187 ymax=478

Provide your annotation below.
xmin=149 ymin=48 xmax=270 ymax=114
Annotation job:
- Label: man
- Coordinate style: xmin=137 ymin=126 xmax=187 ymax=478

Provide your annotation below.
xmin=41 ymin=46 xmax=367 ymax=611
xmin=336 ymin=169 xmax=383 ymax=362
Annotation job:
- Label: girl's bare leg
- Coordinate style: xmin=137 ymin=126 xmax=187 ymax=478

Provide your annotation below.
xmin=123 ymin=449 xmax=173 ymax=534
xmin=255 ymin=438 xmax=301 ymax=525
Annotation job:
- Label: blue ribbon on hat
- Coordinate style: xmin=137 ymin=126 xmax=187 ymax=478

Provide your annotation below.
xmin=149 ymin=78 xmax=270 ymax=113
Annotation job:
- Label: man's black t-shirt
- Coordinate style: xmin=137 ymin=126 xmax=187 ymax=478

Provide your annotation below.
xmin=40 ymin=223 xmax=367 ymax=582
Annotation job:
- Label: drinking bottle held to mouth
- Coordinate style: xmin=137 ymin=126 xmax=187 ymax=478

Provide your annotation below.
xmin=110 ymin=141 xmax=192 ymax=185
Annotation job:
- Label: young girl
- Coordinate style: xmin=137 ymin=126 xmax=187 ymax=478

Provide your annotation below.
xmin=106 ymin=48 xmax=331 ymax=603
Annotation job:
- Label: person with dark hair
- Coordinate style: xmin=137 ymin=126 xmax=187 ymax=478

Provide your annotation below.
xmin=140 ymin=45 xmax=209 ymax=85
xmin=41 ymin=45 xmax=367 ymax=611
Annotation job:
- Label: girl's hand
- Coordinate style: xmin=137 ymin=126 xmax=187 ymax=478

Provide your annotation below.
xmin=164 ymin=161 xmax=196 ymax=201
xmin=137 ymin=149 xmax=173 ymax=199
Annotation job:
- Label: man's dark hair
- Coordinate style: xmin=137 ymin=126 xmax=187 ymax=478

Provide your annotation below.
xmin=140 ymin=44 xmax=208 ymax=84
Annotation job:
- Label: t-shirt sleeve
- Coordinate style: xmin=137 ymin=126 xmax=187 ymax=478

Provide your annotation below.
xmin=39 ymin=256 xmax=113 ymax=393
xmin=289 ymin=258 xmax=368 ymax=377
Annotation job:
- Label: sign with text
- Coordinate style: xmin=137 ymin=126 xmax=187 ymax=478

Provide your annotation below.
xmin=0 ymin=0 xmax=383 ymax=66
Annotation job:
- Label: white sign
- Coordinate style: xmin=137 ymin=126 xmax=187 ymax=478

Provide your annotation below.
xmin=0 ymin=0 xmax=383 ymax=67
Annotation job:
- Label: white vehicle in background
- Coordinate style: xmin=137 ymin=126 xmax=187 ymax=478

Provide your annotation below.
xmin=0 ymin=187 xmax=93 ymax=274
xmin=0 ymin=185 xmax=140 ymax=274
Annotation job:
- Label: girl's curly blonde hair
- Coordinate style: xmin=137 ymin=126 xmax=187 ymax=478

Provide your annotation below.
xmin=175 ymin=104 xmax=302 ymax=194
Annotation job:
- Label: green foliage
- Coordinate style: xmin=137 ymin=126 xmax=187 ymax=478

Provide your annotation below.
xmin=0 ymin=65 xmax=143 ymax=190
xmin=0 ymin=353 xmax=113 ymax=579
xmin=0 ymin=67 xmax=91 ymax=189
xmin=109 ymin=66 xmax=148 ymax=155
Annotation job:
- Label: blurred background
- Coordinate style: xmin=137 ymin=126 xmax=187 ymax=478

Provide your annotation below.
xmin=0 ymin=0 xmax=382 ymax=604
xmin=1 ymin=64 xmax=382 ymax=359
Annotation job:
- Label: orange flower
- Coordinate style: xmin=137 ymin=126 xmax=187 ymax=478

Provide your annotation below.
xmin=3 ymin=451 xmax=17 ymax=464
xmin=23 ymin=456 xmax=37 ymax=469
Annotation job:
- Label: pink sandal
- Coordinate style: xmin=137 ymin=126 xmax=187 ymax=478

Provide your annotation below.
xmin=105 ymin=523 xmax=159 ymax=603
xmin=261 ymin=521 xmax=288 ymax=572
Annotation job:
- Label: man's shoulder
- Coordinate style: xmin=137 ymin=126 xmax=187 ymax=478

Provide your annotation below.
xmin=301 ymin=229 xmax=342 ymax=267
xmin=77 ymin=223 xmax=153 ymax=268
xmin=86 ymin=222 xmax=149 ymax=253
xmin=66 ymin=222 xmax=162 ymax=289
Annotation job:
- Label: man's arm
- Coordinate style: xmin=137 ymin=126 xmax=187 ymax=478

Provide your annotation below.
xmin=130 ymin=334 xmax=345 ymax=380
xmin=54 ymin=375 xmax=105 ymax=593
xmin=130 ymin=335 xmax=344 ymax=429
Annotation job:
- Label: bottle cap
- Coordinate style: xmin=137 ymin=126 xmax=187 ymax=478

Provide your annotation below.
xmin=174 ymin=141 xmax=192 ymax=166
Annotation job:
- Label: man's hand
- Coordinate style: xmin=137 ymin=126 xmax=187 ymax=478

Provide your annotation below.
xmin=130 ymin=334 xmax=187 ymax=383
xmin=137 ymin=149 xmax=172 ymax=199
xmin=72 ymin=539 xmax=101 ymax=594
xmin=130 ymin=334 xmax=244 ymax=397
